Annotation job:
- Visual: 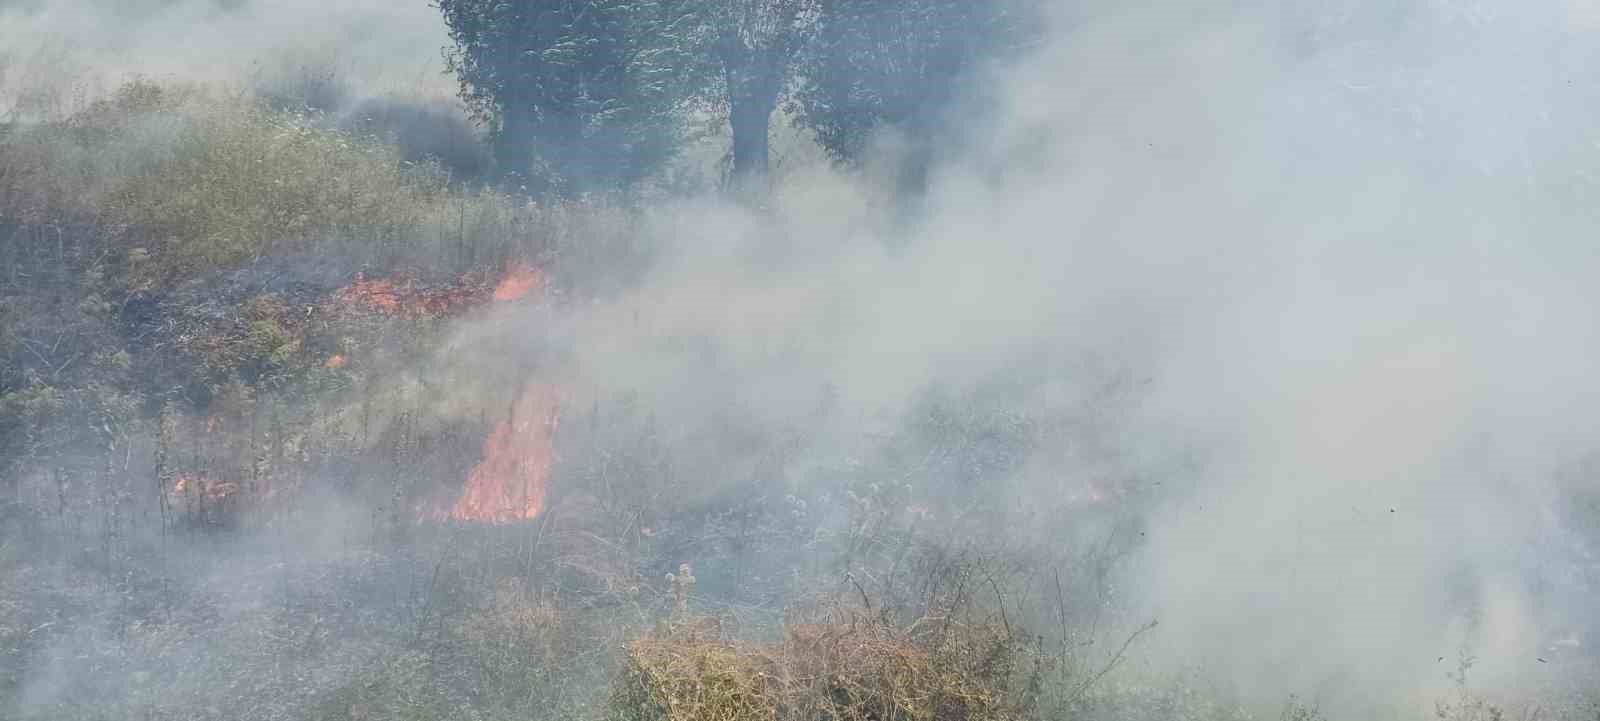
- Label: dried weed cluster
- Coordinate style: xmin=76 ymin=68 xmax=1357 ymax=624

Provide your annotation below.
xmin=615 ymin=604 xmax=1026 ymax=721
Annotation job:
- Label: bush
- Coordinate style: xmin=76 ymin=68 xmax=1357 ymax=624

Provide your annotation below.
xmin=1 ymin=79 xmax=488 ymax=286
xmin=613 ymin=609 xmax=1023 ymax=721
xmin=339 ymin=95 xmax=490 ymax=181
xmin=100 ymin=90 xmax=454 ymax=279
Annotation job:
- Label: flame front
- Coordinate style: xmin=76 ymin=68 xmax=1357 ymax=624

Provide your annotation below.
xmin=442 ymin=384 xmax=559 ymax=523
xmin=493 ymin=263 xmax=544 ymax=302
xmin=331 ymin=263 xmax=544 ymax=320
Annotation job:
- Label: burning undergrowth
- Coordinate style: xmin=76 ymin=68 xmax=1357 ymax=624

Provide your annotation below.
xmin=421 ymin=383 xmax=561 ymax=523
xmin=322 ymin=260 xmax=562 ymax=526
xmin=137 ymin=260 xmax=554 ymax=528
xmin=9 ymin=1 xmax=1600 ymax=718
xmin=330 ymin=261 xmax=543 ymax=320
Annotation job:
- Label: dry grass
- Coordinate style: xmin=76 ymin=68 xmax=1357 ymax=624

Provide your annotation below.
xmin=90 ymin=82 xmax=453 ymax=280
xmin=0 ymin=79 xmax=557 ymax=288
xmin=614 ymin=610 xmax=1022 ymax=721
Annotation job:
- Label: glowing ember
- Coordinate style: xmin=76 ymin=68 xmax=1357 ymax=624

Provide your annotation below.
xmin=493 ymin=263 xmax=544 ymax=302
xmin=331 ymin=272 xmax=481 ymax=318
xmin=438 ymin=384 xmax=559 ymax=523
xmin=335 ymin=273 xmax=406 ymax=314
xmin=324 ymin=354 xmax=346 ymax=368
xmin=329 ymin=263 xmax=545 ymax=322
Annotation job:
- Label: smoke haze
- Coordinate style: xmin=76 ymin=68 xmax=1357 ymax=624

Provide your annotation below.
xmin=5 ymin=0 xmax=1600 ymax=719
xmin=1 ymin=0 xmax=452 ymax=114
xmin=501 ymin=1 xmax=1600 ymax=714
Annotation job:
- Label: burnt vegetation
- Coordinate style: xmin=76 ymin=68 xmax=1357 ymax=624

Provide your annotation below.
xmin=2 ymin=2 xmax=1600 ymax=721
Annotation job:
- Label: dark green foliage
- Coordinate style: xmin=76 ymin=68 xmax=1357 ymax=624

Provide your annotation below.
xmin=792 ymin=0 xmax=1040 ymax=185
xmin=341 ymin=96 xmax=494 ymax=181
xmin=433 ymin=0 xmax=1032 ymax=191
xmin=435 ymin=0 xmax=690 ymax=196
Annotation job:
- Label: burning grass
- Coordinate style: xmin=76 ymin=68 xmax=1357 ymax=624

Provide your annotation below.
xmin=331 ymin=271 xmax=486 ymax=319
xmin=613 ymin=611 xmax=1024 ymax=721
xmin=421 ymin=382 xmax=560 ymax=523
xmin=329 ymin=262 xmax=547 ymax=320
xmin=493 ymin=262 xmax=545 ymax=302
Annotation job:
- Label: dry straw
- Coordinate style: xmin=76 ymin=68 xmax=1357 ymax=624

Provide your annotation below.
xmin=614 ymin=603 xmax=1022 ymax=721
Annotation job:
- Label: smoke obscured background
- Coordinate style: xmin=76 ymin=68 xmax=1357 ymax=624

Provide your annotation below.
xmin=2 ymin=1 xmax=1598 ymax=720
xmin=1 ymin=0 xmax=451 ymax=99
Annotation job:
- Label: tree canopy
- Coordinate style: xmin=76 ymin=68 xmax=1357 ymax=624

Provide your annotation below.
xmin=793 ymin=0 xmax=1038 ymax=165
xmin=436 ymin=0 xmax=691 ymax=195
xmin=434 ymin=0 xmax=1036 ymax=196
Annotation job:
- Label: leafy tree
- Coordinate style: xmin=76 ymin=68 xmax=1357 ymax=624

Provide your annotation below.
xmin=437 ymin=0 xmax=827 ymax=193
xmin=436 ymin=0 xmax=689 ymax=196
xmin=792 ymin=0 xmax=1038 ymax=188
xmin=700 ymin=0 xmax=820 ymax=186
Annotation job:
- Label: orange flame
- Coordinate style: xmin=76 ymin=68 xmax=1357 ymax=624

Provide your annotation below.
xmin=324 ymin=354 xmax=347 ymax=368
xmin=437 ymin=384 xmax=559 ymax=523
xmin=332 ymin=263 xmax=545 ymax=321
xmin=335 ymin=273 xmax=407 ymax=314
xmin=493 ymin=263 xmax=544 ymax=302
xmin=332 ymin=272 xmax=481 ymax=318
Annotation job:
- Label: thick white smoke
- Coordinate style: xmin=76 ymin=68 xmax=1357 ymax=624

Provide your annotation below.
xmin=1 ymin=0 xmax=452 ymax=116
xmin=474 ymin=1 xmax=1600 ymax=714
xmin=7 ymin=0 xmax=1599 ymax=717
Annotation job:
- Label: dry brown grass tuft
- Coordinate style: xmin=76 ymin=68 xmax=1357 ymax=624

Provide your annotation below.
xmin=614 ymin=609 xmax=1022 ymax=721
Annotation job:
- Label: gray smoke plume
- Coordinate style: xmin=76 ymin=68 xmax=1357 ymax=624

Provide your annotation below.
xmin=6 ymin=1 xmax=1599 ymax=719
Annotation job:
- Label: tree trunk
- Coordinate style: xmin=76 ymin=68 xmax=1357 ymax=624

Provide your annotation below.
xmin=719 ymin=32 xmax=784 ymax=193
xmin=729 ymin=93 xmax=773 ymax=182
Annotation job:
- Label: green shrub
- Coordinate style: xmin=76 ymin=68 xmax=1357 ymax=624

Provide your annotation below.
xmin=99 ymin=88 xmax=454 ymax=278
